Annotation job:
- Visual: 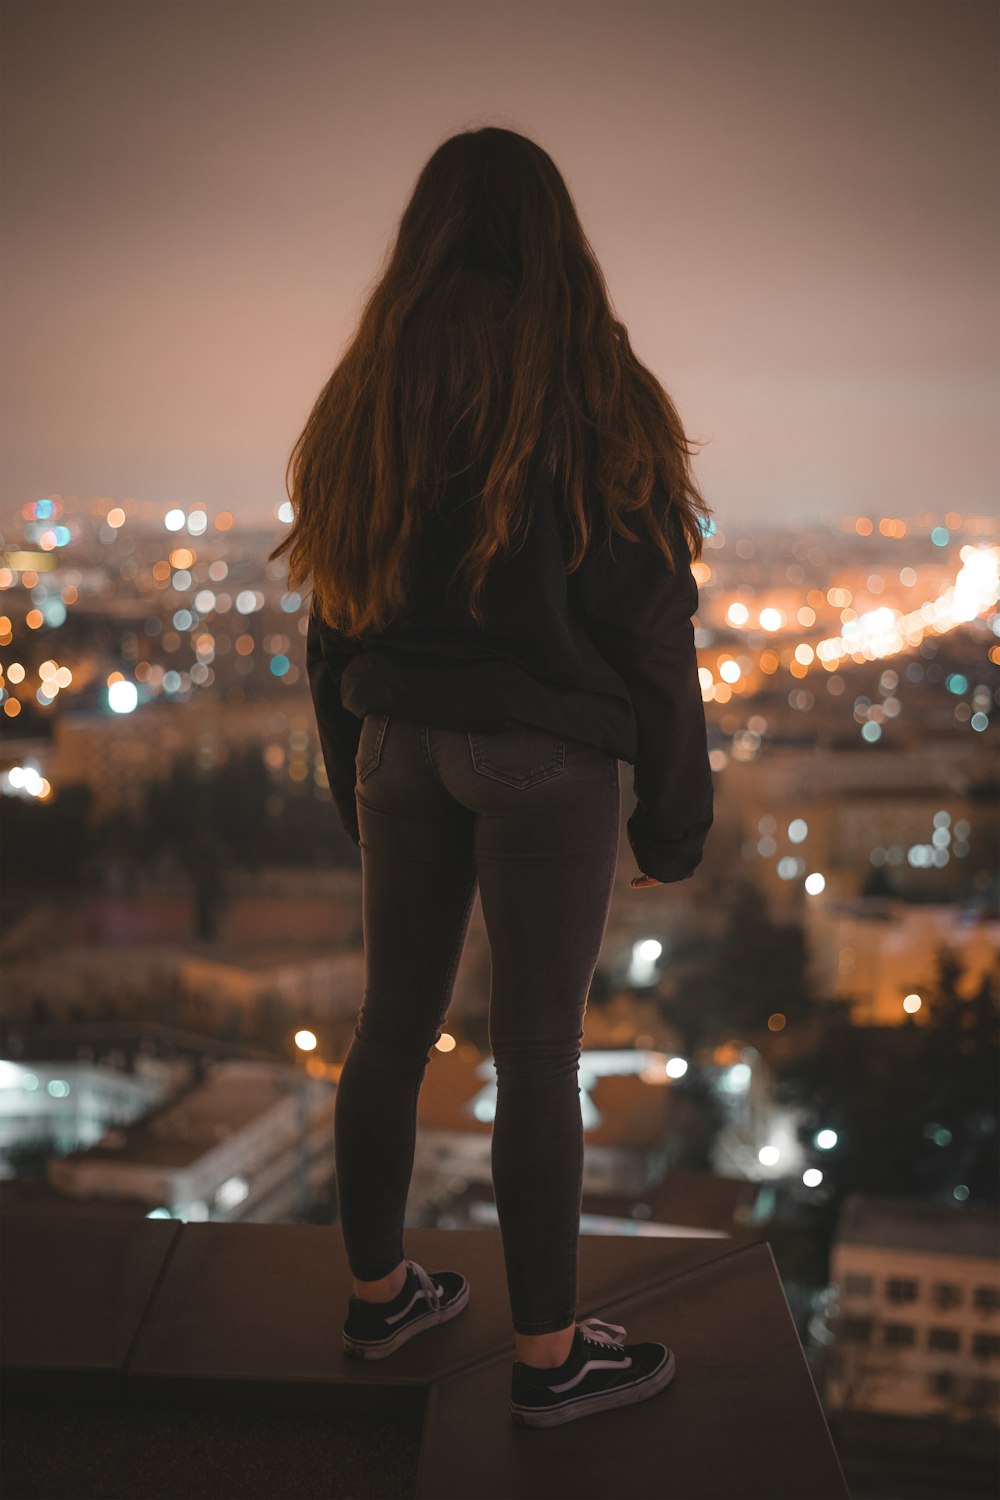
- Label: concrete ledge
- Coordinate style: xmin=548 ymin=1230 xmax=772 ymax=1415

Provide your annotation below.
xmin=0 ymin=1213 xmax=181 ymax=1400
xmin=1 ymin=1214 xmax=849 ymax=1498
xmin=417 ymin=1240 xmax=849 ymax=1500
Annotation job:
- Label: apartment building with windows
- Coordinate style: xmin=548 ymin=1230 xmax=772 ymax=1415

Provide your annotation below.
xmin=826 ymin=1192 xmax=1000 ymax=1425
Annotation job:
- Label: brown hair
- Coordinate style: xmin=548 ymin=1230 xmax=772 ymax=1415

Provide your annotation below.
xmin=270 ymin=125 xmax=713 ymax=637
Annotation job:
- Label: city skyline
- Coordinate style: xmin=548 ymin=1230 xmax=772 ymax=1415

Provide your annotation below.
xmin=1 ymin=5 xmax=998 ymax=1484
xmin=2 ymin=1 xmax=997 ymax=529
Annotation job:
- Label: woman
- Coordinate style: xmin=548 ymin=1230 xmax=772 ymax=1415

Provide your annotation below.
xmin=270 ymin=125 xmax=715 ymax=1429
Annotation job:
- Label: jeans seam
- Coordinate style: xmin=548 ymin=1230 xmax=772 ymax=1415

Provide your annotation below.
xmin=358 ymin=713 xmax=390 ymax=783
xmin=420 ymin=721 xmax=437 ymax=783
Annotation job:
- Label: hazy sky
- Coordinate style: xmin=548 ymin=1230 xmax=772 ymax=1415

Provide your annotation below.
xmin=2 ymin=0 xmax=996 ymax=529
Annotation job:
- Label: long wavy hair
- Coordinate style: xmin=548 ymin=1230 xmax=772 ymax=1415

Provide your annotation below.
xmin=270 ymin=125 xmax=713 ymax=638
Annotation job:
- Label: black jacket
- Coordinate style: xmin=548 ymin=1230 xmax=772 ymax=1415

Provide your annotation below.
xmin=305 ymin=464 xmax=714 ymax=883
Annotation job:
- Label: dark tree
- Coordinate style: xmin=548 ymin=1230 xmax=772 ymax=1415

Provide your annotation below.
xmin=772 ymin=945 xmax=999 ymax=1205
xmin=2 ymin=782 xmax=94 ymax=886
xmin=666 ymin=879 xmax=818 ymax=1051
xmin=916 ymin=944 xmax=1000 ymax=1200
xmin=774 ymin=1006 xmax=929 ymax=1195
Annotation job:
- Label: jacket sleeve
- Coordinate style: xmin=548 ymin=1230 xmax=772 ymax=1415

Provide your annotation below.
xmin=305 ymin=603 xmax=365 ymax=848
xmin=572 ymin=482 xmax=714 ymax=884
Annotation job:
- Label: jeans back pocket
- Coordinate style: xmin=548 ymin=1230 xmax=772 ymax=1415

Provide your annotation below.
xmin=467 ymin=724 xmax=566 ymax=789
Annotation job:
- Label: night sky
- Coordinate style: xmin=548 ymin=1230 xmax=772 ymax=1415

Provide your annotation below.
xmin=2 ymin=0 xmax=996 ymax=528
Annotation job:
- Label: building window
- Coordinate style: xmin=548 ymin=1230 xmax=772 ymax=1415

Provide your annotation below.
xmin=883 ymin=1323 xmax=915 ymax=1348
xmin=927 ymin=1327 xmax=960 ymax=1352
xmin=845 ymin=1273 xmax=873 ymax=1296
xmin=932 ymin=1282 xmax=961 ymax=1309
xmin=885 ymin=1278 xmax=918 ymax=1304
xmin=841 ymin=1317 xmax=874 ymax=1344
xmin=967 ymin=1377 xmax=1000 ymax=1405
xmin=929 ymin=1370 xmax=955 ymax=1396
xmin=972 ymin=1334 xmax=1000 ymax=1362
xmin=973 ymin=1286 xmax=1000 ymax=1313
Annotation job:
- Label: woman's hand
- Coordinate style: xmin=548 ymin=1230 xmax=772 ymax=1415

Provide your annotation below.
xmin=630 ymin=874 xmax=663 ymax=888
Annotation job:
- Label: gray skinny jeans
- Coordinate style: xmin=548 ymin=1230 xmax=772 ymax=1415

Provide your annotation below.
xmin=334 ymin=713 xmax=620 ymax=1334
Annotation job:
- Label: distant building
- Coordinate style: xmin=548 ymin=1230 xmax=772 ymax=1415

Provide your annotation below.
xmin=826 ymin=1192 xmax=1000 ymax=1425
xmin=441 ymin=1163 xmax=761 ymax=1243
xmin=723 ymin=742 xmax=996 ymax=910
xmin=805 ymin=897 xmax=999 ymax=1026
xmin=1 ymin=941 xmax=185 ymax=1019
xmin=51 ymin=698 xmax=320 ymax=820
xmin=180 ymin=941 xmax=366 ymax=1021
xmin=703 ymin=1044 xmax=805 ymax=1185
xmin=0 ymin=1057 xmax=166 ymax=1176
xmin=404 ymin=1045 xmax=703 ymax=1226
xmin=583 ymin=1163 xmax=763 ymax=1233
xmin=46 ymin=1060 xmax=334 ymax=1224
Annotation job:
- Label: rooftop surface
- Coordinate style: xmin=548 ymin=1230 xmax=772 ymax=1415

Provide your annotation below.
xmin=1 ymin=1212 xmax=850 ymax=1499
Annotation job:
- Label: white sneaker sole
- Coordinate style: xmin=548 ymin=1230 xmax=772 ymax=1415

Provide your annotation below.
xmin=510 ymin=1345 xmax=675 ymax=1428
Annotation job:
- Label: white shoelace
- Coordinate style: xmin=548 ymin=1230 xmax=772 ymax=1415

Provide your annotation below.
xmin=577 ymin=1317 xmax=627 ymax=1351
xmin=408 ymin=1259 xmax=444 ymax=1312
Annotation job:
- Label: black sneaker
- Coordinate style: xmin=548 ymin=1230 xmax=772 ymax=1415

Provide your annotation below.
xmin=342 ymin=1259 xmax=470 ymax=1360
xmin=510 ymin=1317 xmax=675 ymax=1428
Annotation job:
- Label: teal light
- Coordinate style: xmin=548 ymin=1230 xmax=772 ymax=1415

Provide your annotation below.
xmin=270 ymin=654 xmax=290 ymax=677
xmin=41 ymin=599 xmax=67 ymax=627
xmin=930 ymin=527 xmax=950 ymax=547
